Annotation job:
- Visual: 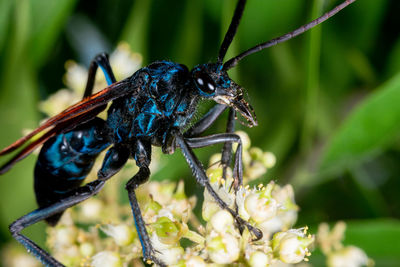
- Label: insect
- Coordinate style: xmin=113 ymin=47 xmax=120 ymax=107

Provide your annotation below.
xmin=0 ymin=0 xmax=357 ymax=266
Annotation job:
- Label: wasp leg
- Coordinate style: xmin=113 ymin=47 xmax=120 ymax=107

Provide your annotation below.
xmin=184 ymin=105 xmax=235 ymax=181
xmin=10 ymin=143 xmax=129 ymax=267
xmin=9 ymin=180 xmax=106 ymax=267
xmin=221 ymin=108 xmax=236 ymax=180
xmin=125 ymin=140 xmax=166 ymax=267
xmin=84 ymin=52 xmax=117 ymax=98
xmin=174 ymin=131 xmax=262 ymax=240
xmin=185 ymin=132 xmax=242 ymax=188
xmin=125 ymin=167 xmax=167 ymax=267
xmin=98 ymin=144 xmax=130 ymax=179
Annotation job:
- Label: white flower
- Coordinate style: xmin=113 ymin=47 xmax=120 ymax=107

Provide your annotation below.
xmin=262 ymin=151 xmax=276 ymax=168
xmin=77 ymin=198 xmax=103 ymax=222
xmin=272 ymin=228 xmax=314 ymax=264
xmin=51 ymin=226 xmax=78 ymax=248
xmin=238 ymin=183 xmax=278 ymax=224
xmin=202 ymin=177 xmax=236 ymax=221
xmin=234 ymin=130 xmax=251 ymax=150
xmin=180 ymin=255 xmax=207 ymax=267
xmin=317 ymin=221 xmax=346 ymax=254
xmin=245 ymin=190 xmax=278 ymax=223
xmin=150 ymin=233 xmax=184 ymax=265
xmin=151 ymin=216 xmax=183 ymax=245
xmin=327 ymin=246 xmax=369 ymax=267
xmin=79 ymin=242 xmax=95 ymax=257
xmin=92 ymin=251 xmax=122 ymax=267
xmin=101 ymin=224 xmax=135 ymax=246
xmin=248 ymin=250 xmax=272 ymax=267
xmin=207 ymin=230 xmax=240 ymax=264
xmin=209 ymin=210 xmax=235 ymax=234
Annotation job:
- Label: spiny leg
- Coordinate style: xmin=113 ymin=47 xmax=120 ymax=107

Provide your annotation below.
xmin=221 ymin=108 xmax=236 ymax=180
xmin=125 ymin=139 xmax=166 ymax=267
xmin=125 ymin=167 xmax=167 ymax=266
xmin=84 ymin=53 xmax=117 ymax=98
xmin=9 ymin=180 xmax=106 ymax=267
xmin=185 ymin=132 xmax=243 ymax=188
xmin=174 ymin=130 xmax=262 ymax=240
xmin=184 ymin=105 xmax=237 ymax=182
xmin=10 ymin=144 xmax=129 ymax=267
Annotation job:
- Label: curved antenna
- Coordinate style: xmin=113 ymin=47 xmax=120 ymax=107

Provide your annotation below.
xmin=217 ymin=0 xmax=247 ymax=63
xmin=223 ymin=0 xmax=357 ymax=70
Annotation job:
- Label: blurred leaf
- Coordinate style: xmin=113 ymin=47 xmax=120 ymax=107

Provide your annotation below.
xmin=239 ymin=0 xmax=303 ymax=50
xmin=172 ymin=0 xmax=203 ymax=67
xmin=318 ymin=72 xmax=400 ymax=179
xmin=0 ymin=0 xmax=13 ymax=54
xmin=120 ymin=0 xmax=152 ymax=60
xmin=350 ymin=0 xmax=387 ymax=53
xmin=385 ymin=36 xmax=400 ymax=79
xmin=347 ymin=48 xmax=377 ymax=86
xmin=345 ymin=219 xmax=400 ymax=265
xmin=29 ymin=0 xmax=78 ymax=67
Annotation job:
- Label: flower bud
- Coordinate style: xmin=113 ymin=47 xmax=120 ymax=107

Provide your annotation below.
xmin=51 ymin=226 xmax=78 ymax=248
xmin=78 ymin=198 xmax=103 ymax=222
xmin=207 ymin=231 xmax=240 ymax=264
xmin=249 ymin=147 xmax=264 ymax=161
xmin=272 ymin=228 xmax=314 ymax=264
xmin=262 ymin=152 xmax=276 ymax=168
xmin=209 ymin=153 xmax=222 ymax=166
xmin=209 ymin=210 xmax=235 ymax=233
xmin=92 ymin=251 xmax=122 ymax=267
xmin=150 ymin=234 xmax=184 ymax=265
xmin=206 ymin=167 xmax=223 ymax=184
xmin=327 ymin=246 xmax=369 ymax=267
xmin=234 ymin=131 xmax=251 ymax=150
xmin=101 ymin=224 xmax=135 ymax=246
xmin=242 ymin=184 xmax=278 ymax=224
xmin=152 ymin=216 xmax=182 ymax=245
xmin=160 ymin=247 xmax=185 ymax=265
xmin=248 ymin=251 xmax=271 ymax=267
xmin=79 ymin=242 xmax=95 ymax=257
xmin=183 ymin=255 xmax=206 ymax=267
xmin=202 ymin=201 xmax=220 ymax=222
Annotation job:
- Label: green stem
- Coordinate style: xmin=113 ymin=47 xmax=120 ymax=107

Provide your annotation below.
xmin=300 ymin=0 xmax=323 ymax=154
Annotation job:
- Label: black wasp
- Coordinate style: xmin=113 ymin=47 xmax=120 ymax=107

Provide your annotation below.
xmin=0 ymin=0 xmax=357 ymax=266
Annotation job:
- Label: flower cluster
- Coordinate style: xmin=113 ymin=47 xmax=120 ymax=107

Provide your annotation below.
xmin=0 ymin=43 xmax=371 ymax=267
xmin=40 ymin=129 xmax=312 ymax=267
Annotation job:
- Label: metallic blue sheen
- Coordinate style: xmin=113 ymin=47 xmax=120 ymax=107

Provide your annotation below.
xmin=106 ymin=61 xmax=199 ymax=145
xmin=99 ymin=65 xmax=114 ymax=85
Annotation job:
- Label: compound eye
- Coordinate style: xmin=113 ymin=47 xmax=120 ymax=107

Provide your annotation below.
xmin=195 ymin=72 xmax=216 ymax=94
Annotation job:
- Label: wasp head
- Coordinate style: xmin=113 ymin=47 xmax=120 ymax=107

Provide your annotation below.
xmin=191 ymin=63 xmax=257 ymax=127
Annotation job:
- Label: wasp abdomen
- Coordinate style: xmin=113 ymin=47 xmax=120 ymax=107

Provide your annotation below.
xmin=34 ymin=118 xmax=110 ymax=225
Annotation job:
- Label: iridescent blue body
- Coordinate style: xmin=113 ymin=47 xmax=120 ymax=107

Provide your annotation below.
xmin=34 ymin=61 xmax=209 ymax=223
xmin=34 ymin=118 xmax=110 ymax=224
xmin=106 ymin=61 xmax=199 ymax=146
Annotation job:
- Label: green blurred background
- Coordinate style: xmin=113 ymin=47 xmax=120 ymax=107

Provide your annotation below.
xmin=0 ymin=0 xmax=399 ymax=266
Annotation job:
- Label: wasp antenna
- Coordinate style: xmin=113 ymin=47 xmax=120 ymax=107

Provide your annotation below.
xmin=217 ymin=0 xmax=247 ymax=63
xmin=223 ymin=0 xmax=357 ymax=70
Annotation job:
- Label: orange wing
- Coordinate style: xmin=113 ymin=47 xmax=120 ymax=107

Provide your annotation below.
xmin=0 ymin=79 xmax=135 ymax=174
